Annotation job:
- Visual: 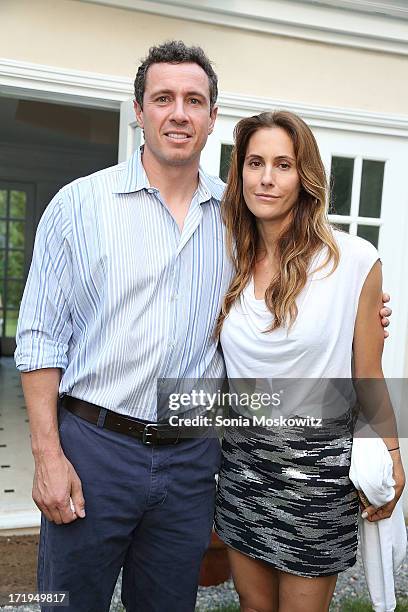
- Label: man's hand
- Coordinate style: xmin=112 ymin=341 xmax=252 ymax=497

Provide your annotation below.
xmin=20 ymin=369 xmax=85 ymax=524
xmin=33 ymin=449 xmax=86 ymax=524
xmin=380 ymin=292 xmax=392 ymax=338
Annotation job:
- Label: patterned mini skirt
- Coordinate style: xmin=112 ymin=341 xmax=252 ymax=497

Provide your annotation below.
xmin=214 ymin=413 xmax=359 ymax=577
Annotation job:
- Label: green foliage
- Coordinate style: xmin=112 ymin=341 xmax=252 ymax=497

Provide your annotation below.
xmin=331 ymin=597 xmax=408 ymax=611
xmin=199 ymin=599 xmax=408 ymax=612
xmin=118 ymin=598 xmax=408 ymax=612
xmin=206 ymin=606 xmax=240 ymax=612
xmin=0 ymin=190 xmax=26 ymax=335
xmin=336 ymin=598 xmax=373 ymax=611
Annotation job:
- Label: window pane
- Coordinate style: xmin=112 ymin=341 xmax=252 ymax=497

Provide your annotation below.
xmin=7 ymin=250 xmax=24 ymax=278
xmin=330 ymin=157 xmax=354 ymax=215
xmin=0 ymin=190 xmax=7 ymax=218
xmin=5 ymin=280 xmax=24 ymax=309
xmin=8 ymin=221 xmax=25 ymax=248
xmin=5 ymin=310 xmax=18 ymax=338
xmin=0 ymin=221 xmax=6 ymax=248
xmin=10 ymin=191 xmax=27 ymax=219
xmin=0 ymin=293 xmax=4 ymax=336
xmin=220 ymin=144 xmax=233 ymax=183
xmin=359 ymin=160 xmax=384 ymax=218
xmin=357 ymin=225 xmax=379 ymax=248
xmin=333 ymin=223 xmax=350 ymax=233
xmin=0 ymin=250 xmax=5 ymax=278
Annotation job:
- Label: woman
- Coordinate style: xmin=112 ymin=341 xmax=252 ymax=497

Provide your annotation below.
xmin=214 ymin=111 xmax=405 ymax=612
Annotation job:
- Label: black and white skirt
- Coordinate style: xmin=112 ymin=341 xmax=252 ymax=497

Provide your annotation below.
xmin=214 ymin=415 xmax=359 ymax=577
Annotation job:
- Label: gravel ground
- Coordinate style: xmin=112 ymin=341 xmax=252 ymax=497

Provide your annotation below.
xmin=193 ymin=542 xmax=408 ymax=612
xmin=1 ymin=528 xmax=407 ymax=612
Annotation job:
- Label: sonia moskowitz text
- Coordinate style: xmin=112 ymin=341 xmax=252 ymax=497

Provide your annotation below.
xmin=168 ymin=415 xmax=323 ymax=428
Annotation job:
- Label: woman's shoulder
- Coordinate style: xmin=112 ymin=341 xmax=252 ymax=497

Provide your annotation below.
xmin=332 ymin=227 xmax=378 ymax=256
xmin=332 ymin=227 xmax=379 ymax=263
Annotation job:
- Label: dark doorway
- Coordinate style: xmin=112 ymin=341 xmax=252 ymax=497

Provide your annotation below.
xmin=0 ymin=96 xmax=119 ymax=355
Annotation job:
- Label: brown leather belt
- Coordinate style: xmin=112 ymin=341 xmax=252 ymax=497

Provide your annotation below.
xmin=63 ymin=396 xmax=185 ymax=445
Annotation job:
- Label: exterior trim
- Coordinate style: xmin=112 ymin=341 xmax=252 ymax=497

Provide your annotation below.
xmin=0 ymin=59 xmax=132 ymax=109
xmin=1 ymin=59 xmax=408 ymax=137
xmin=81 ymin=0 xmax=408 ymax=56
xmin=0 ymin=510 xmax=40 ymax=531
xmin=218 ymin=93 xmax=408 ymax=138
xmin=308 ymin=0 xmax=408 ymax=20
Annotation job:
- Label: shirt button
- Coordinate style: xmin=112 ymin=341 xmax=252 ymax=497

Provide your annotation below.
xmin=171 ymin=294 xmax=178 ymax=301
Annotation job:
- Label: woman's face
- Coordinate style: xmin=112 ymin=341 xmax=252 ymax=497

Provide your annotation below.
xmin=242 ymin=127 xmax=301 ymax=227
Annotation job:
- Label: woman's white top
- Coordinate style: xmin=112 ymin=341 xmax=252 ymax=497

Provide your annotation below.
xmin=220 ymin=230 xmax=379 ymax=417
xmin=221 ymin=230 xmax=379 ymax=380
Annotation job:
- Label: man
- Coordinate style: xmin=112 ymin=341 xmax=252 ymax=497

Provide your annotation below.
xmin=15 ymin=41 xmax=391 ymax=612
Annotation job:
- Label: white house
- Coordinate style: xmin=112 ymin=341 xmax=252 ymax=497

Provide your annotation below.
xmin=0 ymin=0 xmax=407 ymax=531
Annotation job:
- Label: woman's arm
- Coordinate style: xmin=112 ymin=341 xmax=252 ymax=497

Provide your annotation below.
xmin=353 ymin=260 xmax=405 ymax=521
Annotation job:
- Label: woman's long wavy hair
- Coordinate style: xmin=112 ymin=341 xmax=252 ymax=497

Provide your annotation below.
xmin=215 ymin=111 xmax=339 ymax=335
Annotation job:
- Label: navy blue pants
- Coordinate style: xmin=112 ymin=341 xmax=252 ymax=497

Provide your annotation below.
xmin=38 ymin=407 xmax=221 ymax=611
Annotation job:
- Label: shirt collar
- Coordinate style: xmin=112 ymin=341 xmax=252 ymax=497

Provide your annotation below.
xmin=196 ymin=169 xmax=213 ymax=204
xmin=113 ymin=146 xmax=150 ymax=194
xmin=113 ymin=146 xmax=222 ymax=203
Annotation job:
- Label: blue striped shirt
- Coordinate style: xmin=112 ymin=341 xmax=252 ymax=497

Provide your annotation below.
xmin=15 ymin=148 xmax=233 ymax=420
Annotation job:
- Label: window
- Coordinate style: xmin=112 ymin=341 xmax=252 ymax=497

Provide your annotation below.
xmin=329 ymin=156 xmax=384 ymax=247
xmin=0 ymin=187 xmax=31 ymax=339
xmin=219 ymin=144 xmax=234 ymax=183
xmin=330 ymin=157 xmax=354 ymax=216
xmin=218 ymin=147 xmax=384 ymax=249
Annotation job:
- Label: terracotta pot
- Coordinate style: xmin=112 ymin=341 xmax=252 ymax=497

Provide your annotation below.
xmin=199 ymin=531 xmax=231 ymax=586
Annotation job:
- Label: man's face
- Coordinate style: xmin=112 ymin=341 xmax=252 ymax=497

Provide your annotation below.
xmin=134 ymin=62 xmax=217 ymax=168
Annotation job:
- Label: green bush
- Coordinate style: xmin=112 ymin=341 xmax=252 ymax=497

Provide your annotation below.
xmin=204 ymin=598 xmax=408 ymax=612
xmin=332 ymin=597 xmax=408 ymax=611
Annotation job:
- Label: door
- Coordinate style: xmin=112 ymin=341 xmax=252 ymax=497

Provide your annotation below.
xmin=0 ymin=182 xmax=35 ymax=355
xmin=118 ymin=99 xmax=142 ymax=162
xmin=317 ymin=128 xmax=408 ymax=378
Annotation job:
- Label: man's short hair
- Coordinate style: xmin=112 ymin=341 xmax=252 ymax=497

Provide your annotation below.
xmin=134 ymin=40 xmax=218 ymax=110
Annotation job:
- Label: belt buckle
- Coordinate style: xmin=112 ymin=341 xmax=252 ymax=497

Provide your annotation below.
xmin=142 ymin=423 xmax=156 ymax=445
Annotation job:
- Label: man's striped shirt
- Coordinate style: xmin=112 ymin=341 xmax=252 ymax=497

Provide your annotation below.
xmin=15 ymin=148 xmax=233 ymax=420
